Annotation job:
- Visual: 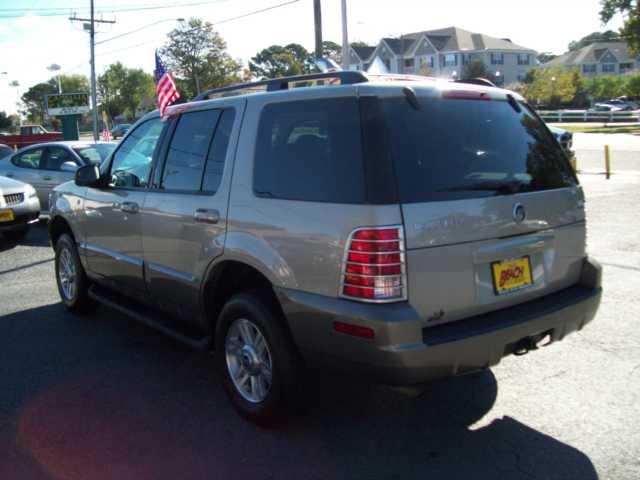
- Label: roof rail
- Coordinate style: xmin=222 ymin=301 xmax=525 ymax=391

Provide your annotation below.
xmin=454 ymin=77 xmax=497 ymax=88
xmin=193 ymin=71 xmax=369 ymax=101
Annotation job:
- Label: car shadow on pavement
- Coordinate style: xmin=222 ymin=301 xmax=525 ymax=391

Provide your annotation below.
xmin=0 ymin=221 xmax=50 ymax=252
xmin=0 ymin=303 xmax=598 ymax=480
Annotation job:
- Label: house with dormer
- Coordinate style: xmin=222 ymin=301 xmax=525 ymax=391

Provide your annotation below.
xmin=346 ymin=26 xmax=537 ymax=86
xmin=543 ymin=41 xmax=639 ymax=76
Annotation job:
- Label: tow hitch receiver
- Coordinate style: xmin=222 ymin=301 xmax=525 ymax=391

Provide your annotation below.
xmin=510 ymin=330 xmax=553 ymax=356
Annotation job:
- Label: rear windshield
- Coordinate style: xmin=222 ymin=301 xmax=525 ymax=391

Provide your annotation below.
xmin=375 ymin=96 xmax=577 ymax=203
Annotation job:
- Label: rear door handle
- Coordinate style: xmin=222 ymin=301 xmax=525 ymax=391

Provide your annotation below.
xmin=121 ymin=201 xmax=139 ymax=214
xmin=42 ymin=175 xmax=52 ymax=181
xmin=194 ymin=208 xmax=220 ymax=224
xmin=5 ymin=172 xmax=13 ymax=178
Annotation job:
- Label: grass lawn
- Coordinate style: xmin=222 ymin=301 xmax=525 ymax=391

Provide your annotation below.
xmin=561 ymin=124 xmax=640 ymax=134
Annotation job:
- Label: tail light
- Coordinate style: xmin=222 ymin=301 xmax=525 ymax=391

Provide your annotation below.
xmin=340 ymin=226 xmax=407 ymax=302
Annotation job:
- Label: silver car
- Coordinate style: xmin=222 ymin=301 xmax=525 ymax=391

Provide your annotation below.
xmin=48 ymin=72 xmax=602 ymax=425
xmin=0 ymin=175 xmax=40 ymax=239
xmin=0 ymin=141 xmax=116 ymax=212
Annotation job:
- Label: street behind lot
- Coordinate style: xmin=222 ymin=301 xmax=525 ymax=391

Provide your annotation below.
xmin=0 ymin=146 xmax=639 ymax=479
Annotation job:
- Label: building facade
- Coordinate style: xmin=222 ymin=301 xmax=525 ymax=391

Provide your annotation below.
xmin=348 ymin=26 xmax=537 ymax=86
xmin=543 ymin=41 xmax=639 ymax=76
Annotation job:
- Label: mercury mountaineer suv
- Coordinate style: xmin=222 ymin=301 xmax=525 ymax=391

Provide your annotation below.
xmin=48 ymin=72 xmax=602 ymax=424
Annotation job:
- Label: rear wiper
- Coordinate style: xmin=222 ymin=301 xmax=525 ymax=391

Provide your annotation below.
xmin=438 ymin=180 xmax=528 ymax=195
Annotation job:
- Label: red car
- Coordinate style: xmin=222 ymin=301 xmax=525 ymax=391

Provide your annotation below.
xmin=0 ymin=125 xmax=63 ymax=149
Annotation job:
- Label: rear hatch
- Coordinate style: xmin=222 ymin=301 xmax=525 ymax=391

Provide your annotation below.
xmin=362 ymin=85 xmax=585 ymax=326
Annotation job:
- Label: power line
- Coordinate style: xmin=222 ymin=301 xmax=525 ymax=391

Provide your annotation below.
xmin=96 ymin=0 xmax=302 ymax=56
xmin=0 ymin=0 xmax=227 ymax=18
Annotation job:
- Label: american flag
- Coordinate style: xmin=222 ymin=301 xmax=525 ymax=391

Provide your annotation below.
xmin=154 ymin=51 xmax=180 ymax=117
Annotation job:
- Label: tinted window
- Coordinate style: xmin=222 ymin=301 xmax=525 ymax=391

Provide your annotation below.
xmin=254 ymin=98 xmax=365 ymax=203
xmin=377 ymin=97 xmax=576 ymax=203
xmin=162 ymin=109 xmax=220 ymax=192
xmin=12 ymin=148 xmax=44 ymax=169
xmin=110 ymin=118 xmax=164 ymax=188
xmin=43 ymin=147 xmax=75 ymax=170
xmin=203 ymin=109 xmax=235 ymax=193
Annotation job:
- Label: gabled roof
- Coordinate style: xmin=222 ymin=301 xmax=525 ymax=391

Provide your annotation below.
xmin=544 ymin=41 xmax=636 ymax=67
xmin=351 ymin=45 xmax=376 ymax=62
xmin=399 ymin=26 xmax=534 ymax=53
xmin=381 ymin=37 xmax=417 ymax=55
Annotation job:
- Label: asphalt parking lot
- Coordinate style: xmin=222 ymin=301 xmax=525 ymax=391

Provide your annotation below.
xmin=0 ymin=142 xmax=639 ymax=479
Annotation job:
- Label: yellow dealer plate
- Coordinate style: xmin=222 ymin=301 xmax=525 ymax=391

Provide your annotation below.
xmin=491 ymin=256 xmax=533 ymax=295
xmin=0 ymin=209 xmax=14 ymax=223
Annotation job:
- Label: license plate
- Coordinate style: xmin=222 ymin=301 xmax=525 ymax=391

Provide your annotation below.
xmin=491 ymin=256 xmax=533 ymax=295
xmin=0 ymin=209 xmax=14 ymax=223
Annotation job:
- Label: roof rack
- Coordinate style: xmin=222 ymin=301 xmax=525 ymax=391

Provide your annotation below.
xmin=193 ymin=71 xmax=369 ymax=101
xmin=454 ymin=77 xmax=497 ymax=88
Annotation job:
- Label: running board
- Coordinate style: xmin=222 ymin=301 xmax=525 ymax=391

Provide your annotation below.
xmin=88 ymin=285 xmax=211 ymax=350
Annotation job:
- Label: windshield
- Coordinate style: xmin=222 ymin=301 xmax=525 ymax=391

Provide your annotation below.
xmin=374 ymin=96 xmax=577 ymax=203
xmin=74 ymin=144 xmax=116 ymax=165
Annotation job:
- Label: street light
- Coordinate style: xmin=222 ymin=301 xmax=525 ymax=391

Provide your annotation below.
xmin=47 ymin=64 xmax=62 ymax=94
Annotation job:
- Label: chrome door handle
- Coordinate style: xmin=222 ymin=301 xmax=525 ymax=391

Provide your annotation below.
xmin=5 ymin=172 xmax=13 ymax=177
xmin=194 ymin=208 xmax=220 ymax=224
xmin=121 ymin=201 xmax=139 ymax=214
xmin=43 ymin=176 xmax=52 ymax=181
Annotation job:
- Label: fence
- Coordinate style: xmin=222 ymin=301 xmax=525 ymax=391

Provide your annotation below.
xmin=538 ymin=110 xmax=640 ymax=123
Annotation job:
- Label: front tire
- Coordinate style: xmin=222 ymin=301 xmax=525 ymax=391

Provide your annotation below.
xmin=215 ymin=293 xmax=298 ymax=426
xmin=54 ymin=233 xmax=94 ymax=312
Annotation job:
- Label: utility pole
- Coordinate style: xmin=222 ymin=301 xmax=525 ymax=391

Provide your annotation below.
xmin=313 ymin=0 xmax=322 ymax=60
xmin=341 ymin=0 xmax=349 ymax=70
xmin=69 ymin=4 xmax=115 ymax=141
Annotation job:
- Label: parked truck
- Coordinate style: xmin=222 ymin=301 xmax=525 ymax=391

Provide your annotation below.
xmin=0 ymin=125 xmax=63 ymax=150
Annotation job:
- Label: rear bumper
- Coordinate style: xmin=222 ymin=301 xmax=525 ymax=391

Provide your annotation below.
xmin=277 ymin=257 xmax=602 ymax=385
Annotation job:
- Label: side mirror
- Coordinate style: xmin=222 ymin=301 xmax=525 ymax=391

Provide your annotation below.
xmin=60 ymin=161 xmax=79 ymax=173
xmin=75 ymin=164 xmax=101 ymax=187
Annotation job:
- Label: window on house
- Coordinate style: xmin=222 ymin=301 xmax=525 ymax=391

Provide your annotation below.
xmin=517 ymin=54 xmax=530 ymax=65
xmin=602 ymin=63 xmax=616 ymax=73
xmin=491 ymin=53 xmax=504 ymax=65
xmin=404 ymin=58 xmax=415 ymax=68
xmin=582 ymin=64 xmax=597 ymax=74
xmin=444 ymin=54 xmax=457 ymax=67
xmin=620 ymin=62 xmax=634 ymax=71
xmin=429 ymin=56 xmax=434 ymax=68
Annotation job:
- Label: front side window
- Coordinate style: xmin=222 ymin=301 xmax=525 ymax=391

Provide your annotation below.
xmin=43 ymin=147 xmax=76 ymax=170
xmin=12 ymin=148 xmax=44 ymax=169
xmin=109 ymin=118 xmax=164 ymax=188
xmin=254 ymin=98 xmax=365 ymax=203
xmin=161 ymin=109 xmax=221 ymax=192
xmin=74 ymin=144 xmax=116 ymax=165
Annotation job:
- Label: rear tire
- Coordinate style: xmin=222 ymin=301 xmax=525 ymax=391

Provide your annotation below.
xmin=215 ymin=292 xmax=298 ymax=426
xmin=54 ymin=233 xmax=95 ymax=313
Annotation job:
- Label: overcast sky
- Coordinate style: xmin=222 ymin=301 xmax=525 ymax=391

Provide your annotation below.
xmin=0 ymin=0 xmax=624 ymax=115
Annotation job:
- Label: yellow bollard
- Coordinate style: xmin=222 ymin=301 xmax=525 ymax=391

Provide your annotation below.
xmin=569 ymin=156 xmax=577 ymax=172
xmin=605 ymin=145 xmax=611 ymax=179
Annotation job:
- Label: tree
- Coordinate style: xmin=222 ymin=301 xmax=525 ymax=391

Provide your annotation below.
xmin=568 ymin=30 xmax=620 ymax=51
xmin=537 ymin=52 xmax=557 ymax=64
xmin=522 ymin=67 xmax=577 ymax=108
xmin=98 ymin=62 xmax=155 ymax=120
xmin=20 ymin=74 xmax=89 ymax=123
xmin=249 ymin=44 xmax=314 ymax=78
xmin=160 ymin=17 xmax=240 ymax=100
xmin=601 ymin=1 xmax=640 ymax=54
xmin=584 ymin=75 xmax=627 ymax=100
xmin=461 ymin=59 xmax=494 ymax=81
xmin=0 ymin=111 xmax=12 ymax=129
xmin=322 ymin=40 xmax=342 ymax=63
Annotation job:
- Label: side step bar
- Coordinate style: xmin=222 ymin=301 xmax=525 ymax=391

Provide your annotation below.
xmin=88 ymin=285 xmax=211 ymax=350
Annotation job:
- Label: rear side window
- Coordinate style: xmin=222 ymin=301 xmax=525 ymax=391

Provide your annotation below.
xmin=377 ymin=97 xmax=576 ymax=203
xmin=162 ymin=109 xmax=221 ymax=192
xmin=12 ymin=148 xmax=44 ymax=169
xmin=253 ymin=98 xmax=365 ymax=203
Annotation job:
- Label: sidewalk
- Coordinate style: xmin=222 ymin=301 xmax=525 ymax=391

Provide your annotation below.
xmin=573 ymin=132 xmax=640 ymax=151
